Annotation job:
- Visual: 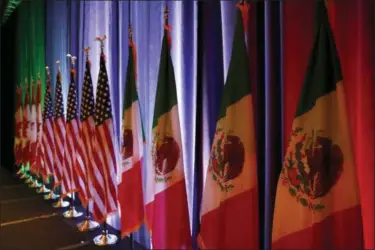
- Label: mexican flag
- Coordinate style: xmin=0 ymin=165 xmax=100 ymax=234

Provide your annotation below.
xmin=144 ymin=21 xmax=192 ymax=249
xmin=118 ymin=37 xmax=145 ymax=238
xmin=14 ymin=85 xmax=23 ymax=167
xmin=22 ymin=80 xmax=31 ymax=167
xmin=29 ymin=79 xmax=40 ymax=174
xmin=272 ymin=2 xmax=363 ymax=249
xmin=198 ymin=3 xmax=259 ymax=249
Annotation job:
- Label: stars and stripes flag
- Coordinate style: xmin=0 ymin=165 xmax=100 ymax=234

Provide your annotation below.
xmin=31 ymin=77 xmax=43 ymax=175
xmin=22 ymin=80 xmax=31 ymax=166
xmin=63 ymin=64 xmax=83 ymax=195
xmin=78 ymin=55 xmax=96 ymax=208
xmin=39 ymin=69 xmax=55 ymax=183
xmin=92 ymin=46 xmax=118 ymax=223
xmin=53 ymin=69 xmax=67 ymax=193
xmin=14 ymin=85 xmax=23 ymax=166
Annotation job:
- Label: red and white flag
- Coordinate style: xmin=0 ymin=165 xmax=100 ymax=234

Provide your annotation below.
xmin=91 ymin=48 xmax=118 ymax=223
xmin=53 ymin=69 xmax=67 ymax=194
xmin=63 ymin=64 xmax=83 ymax=195
xmin=77 ymin=57 xmax=96 ymax=208
xmin=39 ymin=69 xmax=55 ymax=183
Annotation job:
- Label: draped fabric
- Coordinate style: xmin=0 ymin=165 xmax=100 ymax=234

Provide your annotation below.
xmin=16 ymin=1 xmax=45 ymax=106
xmin=7 ymin=0 xmax=370 ymax=249
xmin=283 ymin=1 xmax=374 ymax=248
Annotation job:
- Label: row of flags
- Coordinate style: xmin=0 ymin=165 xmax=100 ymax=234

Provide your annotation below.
xmin=13 ymin=1 xmax=363 ymax=249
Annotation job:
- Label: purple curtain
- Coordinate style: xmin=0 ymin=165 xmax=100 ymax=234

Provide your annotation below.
xmin=46 ymin=0 xmax=282 ymax=248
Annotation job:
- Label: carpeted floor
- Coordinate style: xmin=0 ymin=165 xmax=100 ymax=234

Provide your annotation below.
xmin=0 ymin=167 xmax=145 ymax=250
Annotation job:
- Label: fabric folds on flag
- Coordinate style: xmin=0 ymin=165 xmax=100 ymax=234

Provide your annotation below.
xmin=272 ymin=2 xmax=363 ymax=249
xmin=78 ymin=59 xmax=96 ymax=209
xmin=22 ymin=82 xmax=31 ymax=166
xmin=40 ymin=74 xmax=55 ymax=183
xmin=198 ymin=4 xmax=259 ymax=249
xmin=92 ymin=51 xmax=118 ymax=223
xmin=14 ymin=85 xmax=23 ymax=166
xmin=145 ymin=23 xmax=192 ymax=249
xmin=63 ymin=67 xmax=82 ymax=194
xmin=118 ymin=40 xmax=145 ymax=238
xmin=53 ymin=71 xmax=67 ymax=193
xmin=29 ymin=80 xmax=38 ymax=173
xmin=30 ymin=78 xmax=43 ymax=175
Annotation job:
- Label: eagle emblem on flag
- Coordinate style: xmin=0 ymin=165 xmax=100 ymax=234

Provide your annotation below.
xmin=152 ymin=132 xmax=180 ymax=183
xmin=122 ymin=128 xmax=134 ymax=160
xmin=209 ymin=128 xmax=245 ymax=192
xmin=280 ymin=127 xmax=344 ymax=211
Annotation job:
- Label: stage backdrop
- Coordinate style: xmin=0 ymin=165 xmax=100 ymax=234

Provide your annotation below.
xmin=10 ymin=0 xmax=373 ymax=249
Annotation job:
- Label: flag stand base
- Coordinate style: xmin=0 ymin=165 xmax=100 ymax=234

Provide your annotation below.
xmin=93 ymin=230 xmax=118 ymax=246
xmin=25 ymin=177 xmax=33 ymax=184
xmin=63 ymin=207 xmax=83 ymax=219
xmin=53 ymin=198 xmax=69 ymax=208
xmin=77 ymin=218 xmax=100 ymax=232
xmin=37 ymin=185 xmax=50 ymax=194
xmin=16 ymin=169 xmax=23 ymax=176
xmin=29 ymin=180 xmax=42 ymax=188
xmin=44 ymin=191 xmax=59 ymax=200
xmin=20 ymin=173 xmax=28 ymax=179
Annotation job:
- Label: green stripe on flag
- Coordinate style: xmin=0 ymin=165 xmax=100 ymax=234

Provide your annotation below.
xmin=295 ymin=1 xmax=343 ymax=117
xmin=217 ymin=9 xmax=251 ymax=121
xmin=152 ymin=31 xmax=178 ymax=129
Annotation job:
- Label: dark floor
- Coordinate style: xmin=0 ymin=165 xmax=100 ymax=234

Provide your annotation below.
xmin=0 ymin=167 xmax=145 ymax=250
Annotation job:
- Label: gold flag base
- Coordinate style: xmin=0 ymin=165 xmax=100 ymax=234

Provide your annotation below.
xmin=37 ymin=185 xmax=50 ymax=194
xmin=77 ymin=218 xmax=100 ymax=232
xmin=28 ymin=180 xmax=41 ymax=188
xmin=16 ymin=169 xmax=23 ymax=176
xmin=25 ymin=177 xmax=33 ymax=184
xmin=52 ymin=198 xmax=69 ymax=208
xmin=93 ymin=230 xmax=118 ymax=246
xmin=63 ymin=207 xmax=83 ymax=219
xmin=44 ymin=192 xmax=59 ymax=200
xmin=20 ymin=173 xmax=28 ymax=179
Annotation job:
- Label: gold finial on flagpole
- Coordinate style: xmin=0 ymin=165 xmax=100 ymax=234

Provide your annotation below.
xmin=164 ymin=4 xmax=169 ymax=25
xmin=56 ymin=60 xmax=61 ymax=72
xmin=38 ymin=72 xmax=41 ymax=79
xmin=66 ymin=54 xmax=77 ymax=67
xmin=45 ymin=66 xmax=50 ymax=77
xmin=129 ymin=24 xmax=133 ymax=42
xmin=95 ymin=35 xmax=107 ymax=52
xmin=83 ymin=47 xmax=90 ymax=61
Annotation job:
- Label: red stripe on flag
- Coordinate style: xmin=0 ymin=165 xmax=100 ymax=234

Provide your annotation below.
xmin=145 ymin=180 xmax=192 ymax=249
xmin=272 ymin=205 xmax=363 ymax=249
xmin=198 ymin=187 xmax=259 ymax=249
xmin=118 ymin=160 xmax=144 ymax=238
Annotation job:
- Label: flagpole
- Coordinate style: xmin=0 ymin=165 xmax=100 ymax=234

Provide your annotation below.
xmin=77 ymin=47 xmax=100 ymax=232
xmin=52 ymin=60 xmax=70 ymax=209
xmin=92 ymin=35 xmax=118 ymax=246
xmin=62 ymin=54 xmax=83 ymax=219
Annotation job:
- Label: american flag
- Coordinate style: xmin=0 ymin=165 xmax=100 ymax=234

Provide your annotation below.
xmin=40 ymin=71 xmax=55 ymax=183
xmin=53 ymin=70 xmax=66 ymax=193
xmin=77 ymin=58 xmax=96 ymax=208
xmin=64 ymin=67 xmax=83 ymax=195
xmin=92 ymin=51 xmax=118 ymax=223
